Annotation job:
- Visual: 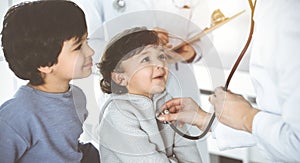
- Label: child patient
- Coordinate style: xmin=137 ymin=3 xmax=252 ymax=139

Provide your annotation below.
xmin=97 ymin=27 xmax=202 ymax=162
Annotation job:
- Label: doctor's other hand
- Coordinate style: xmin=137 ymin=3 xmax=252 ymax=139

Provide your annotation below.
xmin=153 ymin=27 xmax=170 ymax=47
xmin=152 ymin=27 xmax=196 ymax=63
xmin=158 ymin=97 xmax=211 ymax=131
xmin=209 ymin=87 xmax=260 ymax=133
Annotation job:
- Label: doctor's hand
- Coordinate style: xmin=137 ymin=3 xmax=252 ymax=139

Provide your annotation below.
xmin=153 ymin=27 xmax=196 ymax=63
xmin=174 ymin=44 xmax=196 ymax=63
xmin=209 ymin=87 xmax=260 ymax=133
xmin=157 ymin=97 xmax=211 ymax=131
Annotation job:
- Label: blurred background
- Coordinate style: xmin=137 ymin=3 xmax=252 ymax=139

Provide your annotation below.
xmin=0 ymin=0 xmax=266 ymax=162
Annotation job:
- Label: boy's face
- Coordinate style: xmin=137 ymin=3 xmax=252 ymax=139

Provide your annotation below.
xmin=50 ymin=33 xmax=94 ymax=82
xmin=119 ymin=45 xmax=169 ymax=97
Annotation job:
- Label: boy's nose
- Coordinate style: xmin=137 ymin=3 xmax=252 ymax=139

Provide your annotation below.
xmin=86 ymin=45 xmax=95 ymax=57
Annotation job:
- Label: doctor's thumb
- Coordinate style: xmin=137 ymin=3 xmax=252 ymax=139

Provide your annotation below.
xmin=157 ymin=113 xmax=177 ymax=123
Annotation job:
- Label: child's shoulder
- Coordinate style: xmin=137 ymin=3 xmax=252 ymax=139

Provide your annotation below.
xmin=102 ymin=93 xmax=161 ymax=122
xmin=108 ymin=94 xmax=153 ymax=110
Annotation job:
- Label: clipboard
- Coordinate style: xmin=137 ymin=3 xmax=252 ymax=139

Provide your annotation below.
xmin=172 ymin=9 xmax=246 ymax=51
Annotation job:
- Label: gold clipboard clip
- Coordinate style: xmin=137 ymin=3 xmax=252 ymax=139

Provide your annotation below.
xmin=172 ymin=9 xmax=246 ymax=51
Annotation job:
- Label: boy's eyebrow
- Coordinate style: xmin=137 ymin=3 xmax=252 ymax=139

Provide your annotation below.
xmin=71 ymin=38 xmax=83 ymax=49
xmin=74 ymin=37 xmax=83 ymax=45
xmin=72 ymin=33 xmax=88 ymax=47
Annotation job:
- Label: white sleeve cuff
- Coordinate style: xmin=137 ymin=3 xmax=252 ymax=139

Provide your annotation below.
xmin=212 ymin=122 xmax=256 ymax=150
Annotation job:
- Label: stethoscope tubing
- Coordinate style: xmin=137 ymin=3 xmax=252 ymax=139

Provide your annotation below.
xmin=170 ymin=0 xmax=256 ymax=140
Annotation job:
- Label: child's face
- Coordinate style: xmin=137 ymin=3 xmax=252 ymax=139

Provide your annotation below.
xmin=120 ymin=45 xmax=169 ymax=97
xmin=51 ymin=33 xmax=94 ymax=81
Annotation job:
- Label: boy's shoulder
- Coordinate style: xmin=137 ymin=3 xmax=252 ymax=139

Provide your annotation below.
xmin=0 ymin=86 xmax=37 ymax=120
xmin=0 ymin=85 xmax=86 ymax=117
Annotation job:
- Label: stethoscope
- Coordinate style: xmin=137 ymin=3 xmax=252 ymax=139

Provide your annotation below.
xmin=160 ymin=0 xmax=256 ymax=140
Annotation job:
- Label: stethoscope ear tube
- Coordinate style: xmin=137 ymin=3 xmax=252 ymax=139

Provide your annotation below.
xmin=171 ymin=0 xmax=256 ymax=140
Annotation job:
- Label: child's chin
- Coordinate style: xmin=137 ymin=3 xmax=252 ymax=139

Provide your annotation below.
xmin=150 ymin=86 xmax=165 ymax=94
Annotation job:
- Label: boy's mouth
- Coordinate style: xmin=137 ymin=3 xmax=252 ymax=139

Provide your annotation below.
xmin=83 ymin=59 xmax=93 ymax=67
xmin=83 ymin=62 xmax=93 ymax=67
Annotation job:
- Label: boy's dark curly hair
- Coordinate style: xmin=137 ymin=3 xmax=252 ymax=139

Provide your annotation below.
xmin=1 ymin=0 xmax=87 ymax=85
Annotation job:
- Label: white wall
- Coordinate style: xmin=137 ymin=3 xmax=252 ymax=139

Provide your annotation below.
xmin=0 ymin=0 xmax=44 ymax=104
xmin=0 ymin=0 xmax=267 ymax=162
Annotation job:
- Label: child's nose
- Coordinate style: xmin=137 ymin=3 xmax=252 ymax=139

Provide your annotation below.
xmin=154 ymin=59 xmax=166 ymax=68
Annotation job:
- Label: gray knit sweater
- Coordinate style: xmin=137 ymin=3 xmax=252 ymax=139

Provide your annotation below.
xmin=97 ymin=91 xmax=202 ymax=163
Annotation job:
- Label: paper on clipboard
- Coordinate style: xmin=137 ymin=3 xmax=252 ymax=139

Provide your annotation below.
xmin=172 ymin=10 xmax=246 ymax=51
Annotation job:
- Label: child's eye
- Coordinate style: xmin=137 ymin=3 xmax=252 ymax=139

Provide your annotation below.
xmin=74 ymin=44 xmax=82 ymax=51
xmin=159 ymin=54 xmax=167 ymax=60
xmin=141 ymin=57 xmax=150 ymax=63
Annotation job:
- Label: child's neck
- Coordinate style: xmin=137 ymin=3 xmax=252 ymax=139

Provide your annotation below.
xmin=127 ymin=92 xmax=155 ymax=100
xmin=28 ymin=82 xmax=70 ymax=93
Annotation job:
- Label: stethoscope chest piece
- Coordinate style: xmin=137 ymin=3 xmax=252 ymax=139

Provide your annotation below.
xmin=113 ymin=0 xmax=126 ymax=12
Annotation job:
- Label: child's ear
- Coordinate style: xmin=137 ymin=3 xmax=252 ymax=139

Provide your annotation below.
xmin=111 ymin=72 xmax=128 ymax=86
xmin=37 ymin=66 xmax=53 ymax=74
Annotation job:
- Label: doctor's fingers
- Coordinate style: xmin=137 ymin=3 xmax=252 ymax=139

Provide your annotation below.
xmin=215 ymin=87 xmax=238 ymax=98
xmin=208 ymin=93 xmax=226 ymax=115
xmin=158 ymin=111 xmax=195 ymax=125
xmin=176 ymin=44 xmax=193 ymax=53
xmin=214 ymin=87 xmax=227 ymax=96
xmin=208 ymin=93 xmax=221 ymax=105
xmin=153 ymin=27 xmax=168 ymax=34
xmin=157 ymin=112 xmax=178 ymax=122
xmin=210 ymin=87 xmax=237 ymax=104
xmin=153 ymin=28 xmax=169 ymax=45
xmin=160 ymin=98 xmax=183 ymax=112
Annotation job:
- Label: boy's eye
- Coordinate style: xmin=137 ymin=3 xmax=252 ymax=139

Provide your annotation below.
xmin=86 ymin=38 xmax=90 ymax=45
xmin=74 ymin=44 xmax=82 ymax=51
xmin=141 ymin=57 xmax=150 ymax=63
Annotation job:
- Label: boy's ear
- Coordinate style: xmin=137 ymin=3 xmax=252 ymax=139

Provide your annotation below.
xmin=37 ymin=66 xmax=53 ymax=74
xmin=111 ymin=72 xmax=128 ymax=86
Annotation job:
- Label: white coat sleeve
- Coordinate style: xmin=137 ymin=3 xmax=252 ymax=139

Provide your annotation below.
xmin=212 ymin=122 xmax=256 ymax=150
xmin=251 ymin=1 xmax=300 ymax=161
